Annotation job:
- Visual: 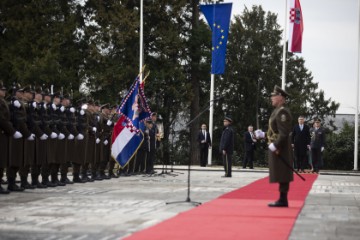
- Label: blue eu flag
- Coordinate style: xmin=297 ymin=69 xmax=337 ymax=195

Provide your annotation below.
xmin=200 ymin=3 xmax=232 ymax=75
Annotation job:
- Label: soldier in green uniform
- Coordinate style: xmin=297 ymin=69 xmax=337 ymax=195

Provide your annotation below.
xmin=92 ymin=100 xmax=103 ymax=180
xmin=267 ymin=85 xmax=293 ymax=207
xmin=0 ymin=81 xmax=22 ymax=194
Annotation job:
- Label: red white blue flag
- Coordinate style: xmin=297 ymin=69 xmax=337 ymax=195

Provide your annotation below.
xmin=288 ymin=0 xmax=304 ymax=53
xmin=111 ymin=77 xmax=151 ymax=168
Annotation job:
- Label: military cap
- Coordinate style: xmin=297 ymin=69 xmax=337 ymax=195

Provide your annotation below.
xmin=87 ymin=98 xmax=95 ymax=105
xmin=224 ymin=115 xmax=233 ymax=123
xmin=23 ymin=85 xmax=34 ymax=93
xmin=35 ymin=86 xmax=44 ymax=95
xmin=151 ymin=112 xmax=157 ymax=116
xmin=270 ymin=85 xmax=289 ymax=98
xmin=146 ymin=118 xmax=153 ymax=124
xmin=100 ymin=103 xmax=110 ymax=109
xmin=0 ymin=81 xmax=6 ymax=90
xmin=43 ymin=88 xmax=51 ymax=96
xmin=314 ymin=118 xmax=321 ymax=123
xmin=53 ymin=91 xmax=61 ymax=98
xmin=111 ymin=104 xmax=118 ymax=109
xmin=63 ymin=92 xmax=71 ymax=99
xmin=76 ymin=97 xmax=85 ymax=105
xmin=14 ymin=83 xmax=24 ymax=92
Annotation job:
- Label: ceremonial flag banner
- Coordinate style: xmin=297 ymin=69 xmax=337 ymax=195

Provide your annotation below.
xmin=200 ymin=3 xmax=232 ymax=74
xmin=111 ymin=77 xmax=151 ymax=168
xmin=288 ymin=0 xmax=304 ymax=53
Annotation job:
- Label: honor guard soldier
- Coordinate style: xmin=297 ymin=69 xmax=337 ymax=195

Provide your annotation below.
xmin=267 ymin=85 xmax=293 ymax=207
xmin=28 ymin=86 xmax=48 ymax=188
xmin=0 ymin=81 xmax=22 ymax=194
xmin=80 ymin=98 xmax=95 ymax=182
xmin=48 ymin=91 xmax=66 ymax=186
xmin=219 ymin=115 xmax=234 ymax=178
xmin=60 ymin=93 xmax=76 ymax=184
xmin=41 ymin=88 xmax=57 ymax=187
xmin=98 ymin=103 xmax=112 ymax=179
xmin=108 ymin=105 xmax=119 ymax=178
xmin=73 ymin=98 xmax=87 ymax=183
xmin=8 ymin=84 xmax=31 ymax=191
xmin=19 ymin=85 xmax=38 ymax=189
xmin=92 ymin=100 xmax=103 ymax=180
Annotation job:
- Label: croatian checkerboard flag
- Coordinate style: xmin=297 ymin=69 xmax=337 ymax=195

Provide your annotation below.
xmin=111 ymin=77 xmax=151 ymax=168
xmin=288 ymin=0 xmax=304 ymax=53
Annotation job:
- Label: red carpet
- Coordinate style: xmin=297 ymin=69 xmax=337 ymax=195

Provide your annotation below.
xmin=124 ymin=174 xmax=318 ymax=240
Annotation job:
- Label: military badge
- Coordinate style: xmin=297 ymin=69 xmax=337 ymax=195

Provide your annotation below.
xmin=281 ymin=114 xmax=286 ymax=122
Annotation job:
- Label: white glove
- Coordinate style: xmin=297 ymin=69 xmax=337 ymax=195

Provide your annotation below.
xmin=50 ymin=132 xmax=58 ymax=139
xmin=40 ymin=134 xmax=48 ymax=140
xmin=43 ymin=104 xmax=47 ymax=110
xmin=13 ymin=131 xmax=23 ymax=139
xmin=321 ymin=147 xmax=324 ymax=152
xmin=103 ymin=140 xmax=108 ymax=145
xmin=96 ymin=116 xmax=100 ymax=122
xmin=76 ymin=133 xmax=84 ymax=140
xmin=60 ymin=106 xmax=65 ymax=112
xmin=58 ymin=133 xmax=65 ymax=140
xmin=32 ymin=102 xmax=37 ymax=108
xmin=255 ymin=129 xmax=265 ymax=139
xmin=92 ymin=127 xmax=97 ymax=133
xmin=80 ymin=109 xmax=85 ymax=115
xmin=27 ymin=134 xmax=35 ymax=141
xmin=70 ymin=107 xmax=75 ymax=113
xmin=52 ymin=103 xmax=57 ymax=110
xmin=81 ymin=104 xmax=88 ymax=110
xmin=268 ymin=143 xmax=277 ymax=152
xmin=68 ymin=134 xmax=74 ymax=140
xmin=107 ymin=120 xmax=112 ymax=126
xmin=13 ymin=100 xmax=21 ymax=108
xmin=96 ymin=138 xmax=100 ymax=144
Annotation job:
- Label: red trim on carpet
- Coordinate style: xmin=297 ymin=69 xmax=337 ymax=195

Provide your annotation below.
xmin=124 ymin=174 xmax=318 ymax=240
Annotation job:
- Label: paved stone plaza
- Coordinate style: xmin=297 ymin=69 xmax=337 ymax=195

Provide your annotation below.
xmin=0 ymin=166 xmax=359 ymax=240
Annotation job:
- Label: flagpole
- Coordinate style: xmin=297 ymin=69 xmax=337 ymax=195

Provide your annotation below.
xmin=281 ymin=0 xmax=288 ymax=89
xmin=139 ymin=0 xmax=144 ymax=83
xmin=208 ymin=73 xmax=215 ymax=166
xmin=354 ymin=0 xmax=360 ymax=171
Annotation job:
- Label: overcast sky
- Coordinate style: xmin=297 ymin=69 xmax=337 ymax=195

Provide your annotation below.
xmin=218 ymin=0 xmax=359 ymax=114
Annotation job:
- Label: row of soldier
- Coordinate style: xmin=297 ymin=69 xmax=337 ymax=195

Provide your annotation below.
xmin=0 ymin=81 xmax=122 ymax=194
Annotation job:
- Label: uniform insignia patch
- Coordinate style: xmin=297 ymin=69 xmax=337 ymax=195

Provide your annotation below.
xmin=281 ymin=114 xmax=286 ymax=122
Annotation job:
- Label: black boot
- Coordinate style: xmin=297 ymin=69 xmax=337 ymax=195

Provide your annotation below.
xmin=268 ymin=192 xmax=288 ymax=207
xmin=42 ymin=176 xmax=57 ymax=187
xmin=81 ymin=173 xmax=94 ymax=182
xmin=8 ymin=178 xmax=25 ymax=192
xmin=60 ymin=175 xmax=74 ymax=184
xmin=51 ymin=175 xmax=66 ymax=186
xmin=31 ymin=175 xmax=47 ymax=188
xmin=21 ymin=176 xmax=36 ymax=189
xmin=0 ymin=185 xmax=10 ymax=194
xmin=73 ymin=173 xmax=86 ymax=183
xmin=93 ymin=172 xmax=103 ymax=181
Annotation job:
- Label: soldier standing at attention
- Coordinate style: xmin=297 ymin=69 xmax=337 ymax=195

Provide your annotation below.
xmin=0 ymin=81 xmax=22 ymax=193
xmin=267 ymin=85 xmax=293 ymax=207
xmin=219 ymin=116 xmax=234 ymax=178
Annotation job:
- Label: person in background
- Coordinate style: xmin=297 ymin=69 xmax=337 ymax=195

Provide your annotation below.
xmin=243 ymin=125 xmax=256 ymax=169
xmin=197 ymin=123 xmax=212 ymax=167
xmin=292 ymin=115 xmax=311 ymax=173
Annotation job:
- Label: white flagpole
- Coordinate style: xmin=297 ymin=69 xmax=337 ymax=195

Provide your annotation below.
xmin=354 ymin=0 xmax=360 ymax=171
xmin=139 ymin=0 xmax=144 ymax=83
xmin=208 ymin=73 xmax=215 ymax=166
xmin=281 ymin=0 xmax=288 ymax=89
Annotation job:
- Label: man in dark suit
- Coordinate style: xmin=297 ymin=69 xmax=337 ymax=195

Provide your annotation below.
xmin=310 ymin=118 xmax=325 ymax=173
xmin=220 ymin=116 xmax=234 ymax=178
xmin=197 ymin=123 xmax=211 ymax=167
xmin=243 ymin=125 xmax=256 ymax=169
xmin=292 ymin=115 xmax=311 ymax=173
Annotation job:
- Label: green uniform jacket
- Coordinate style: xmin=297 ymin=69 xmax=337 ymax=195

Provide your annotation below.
xmin=267 ymin=105 xmax=294 ymax=183
xmin=0 ymin=98 xmax=16 ymax=168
